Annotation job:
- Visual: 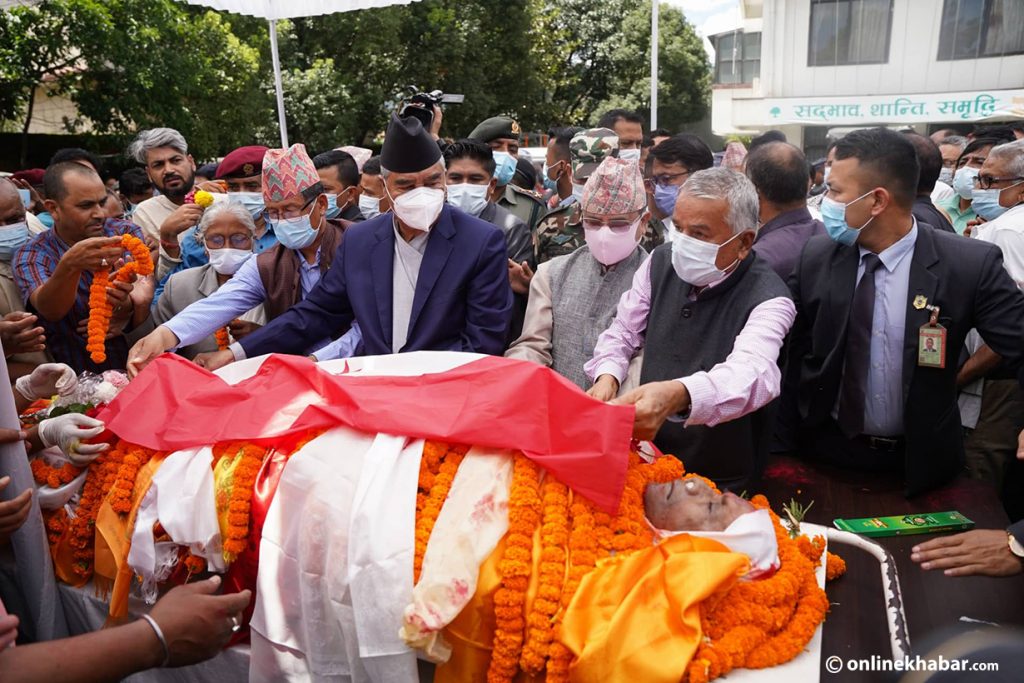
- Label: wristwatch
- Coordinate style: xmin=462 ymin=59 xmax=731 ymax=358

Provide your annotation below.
xmin=1007 ymin=532 xmax=1024 ymax=560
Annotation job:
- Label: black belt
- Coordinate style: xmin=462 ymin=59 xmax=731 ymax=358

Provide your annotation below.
xmin=855 ymin=434 xmax=906 ymax=452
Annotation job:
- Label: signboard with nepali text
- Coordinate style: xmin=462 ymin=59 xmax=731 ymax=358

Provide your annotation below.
xmin=762 ymin=89 xmax=1024 ymax=125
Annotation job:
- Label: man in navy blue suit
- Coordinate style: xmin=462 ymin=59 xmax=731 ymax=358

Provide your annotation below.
xmin=195 ymin=113 xmax=513 ymax=369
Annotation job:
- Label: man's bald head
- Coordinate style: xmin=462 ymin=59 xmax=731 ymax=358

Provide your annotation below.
xmin=43 ymin=162 xmax=101 ymax=203
xmin=745 ymin=141 xmax=811 ymax=207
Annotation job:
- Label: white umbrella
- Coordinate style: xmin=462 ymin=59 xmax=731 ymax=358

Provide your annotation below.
xmin=185 ymin=0 xmax=421 ymax=147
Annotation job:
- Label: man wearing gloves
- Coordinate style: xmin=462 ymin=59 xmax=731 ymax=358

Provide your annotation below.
xmin=506 ymin=156 xmax=649 ymax=390
xmin=586 ymin=168 xmax=795 ymax=492
xmin=174 ymin=113 xmax=512 ymax=371
xmin=8 ymin=363 xmax=108 ymax=465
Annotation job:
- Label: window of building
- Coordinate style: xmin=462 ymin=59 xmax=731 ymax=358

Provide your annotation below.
xmin=938 ymin=0 xmax=1024 ymax=60
xmin=808 ymin=0 xmax=893 ymax=66
xmin=714 ymin=31 xmax=761 ymax=85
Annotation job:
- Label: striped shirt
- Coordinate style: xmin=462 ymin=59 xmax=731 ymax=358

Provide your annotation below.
xmin=13 ymin=218 xmax=145 ymax=372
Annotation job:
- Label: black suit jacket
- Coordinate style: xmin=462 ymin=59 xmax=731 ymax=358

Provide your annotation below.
xmin=787 ymin=224 xmax=1024 ymax=495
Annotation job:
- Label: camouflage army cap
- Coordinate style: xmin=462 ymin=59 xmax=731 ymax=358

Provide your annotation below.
xmin=570 ymin=128 xmax=619 ymax=181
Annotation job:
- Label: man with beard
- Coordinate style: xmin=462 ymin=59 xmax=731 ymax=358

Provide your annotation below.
xmin=127 ymin=128 xmax=203 ymax=279
xmin=13 ymin=163 xmax=153 ymax=372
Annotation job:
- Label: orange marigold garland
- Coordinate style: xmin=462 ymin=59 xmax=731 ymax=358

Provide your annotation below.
xmin=413 ymin=441 xmax=467 ymax=583
xmin=487 ymin=453 xmax=541 ymax=683
xmin=30 ymin=458 xmax=82 ymax=490
xmin=66 ymin=444 xmax=127 ymax=578
xmin=519 ymin=476 xmax=568 ymax=675
xmin=108 ymin=444 xmax=156 ymax=514
xmin=214 ymin=327 xmax=230 ymax=351
xmin=86 ymin=234 xmax=154 ymax=363
xmin=212 ymin=442 xmax=269 ymax=562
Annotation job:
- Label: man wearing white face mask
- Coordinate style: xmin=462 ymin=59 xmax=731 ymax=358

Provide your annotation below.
xmin=597 ymin=109 xmax=645 ymax=164
xmin=165 ymin=113 xmax=512 ymax=371
xmin=152 ymin=202 xmax=266 ymax=359
xmin=469 ymin=116 xmax=547 ymax=232
xmin=127 ymin=144 xmax=360 ymax=375
xmin=585 ymin=168 xmax=795 ymax=492
xmin=506 ymin=157 xmax=649 ymax=390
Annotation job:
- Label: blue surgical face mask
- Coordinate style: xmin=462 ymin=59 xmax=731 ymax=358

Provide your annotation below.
xmin=325 ymin=191 xmax=350 ymax=220
xmin=654 ymin=182 xmax=681 ymax=217
xmin=493 ymin=151 xmax=517 ymax=186
xmin=269 ymin=208 xmax=321 ymax=250
xmin=17 ymin=189 xmax=31 ymax=208
xmin=971 ymin=181 xmax=1023 ymax=221
xmin=0 ymin=221 xmax=30 ymax=261
xmin=821 ymin=190 xmax=875 ymax=246
xmin=541 ymin=163 xmax=558 ymax=192
xmin=229 ymin=192 xmax=265 ymax=220
xmin=938 ymin=167 xmax=954 ymax=187
xmin=953 ymin=167 xmax=979 ymax=201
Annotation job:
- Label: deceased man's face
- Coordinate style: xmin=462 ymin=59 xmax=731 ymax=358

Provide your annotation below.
xmin=644 ymin=477 xmax=754 ymax=532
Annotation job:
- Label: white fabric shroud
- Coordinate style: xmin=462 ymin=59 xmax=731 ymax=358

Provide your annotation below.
xmin=128 ymin=446 xmax=226 ymax=604
xmin=400 ymin=447 xmax=514 ymax=661
xmin=661 ymin=508 xmax=780 ymax=579
xmin=248 ymin=427 xmax=422 ymax=683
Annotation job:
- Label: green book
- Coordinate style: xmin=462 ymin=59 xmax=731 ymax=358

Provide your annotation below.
xmin=833 ymin=511 xmax=974 ymax=537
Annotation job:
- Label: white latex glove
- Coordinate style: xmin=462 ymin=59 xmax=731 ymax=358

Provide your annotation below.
xmin=37 ymin=414 xmax=109 ymax=466
xmin=15 ymin=363 xmax=78 ymax=401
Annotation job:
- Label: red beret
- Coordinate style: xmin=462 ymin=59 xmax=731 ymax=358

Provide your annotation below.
xmin=12 ymin=168 xmax=45 ymax=186
xmin=215 ymin=145 xmax=269 ymax=179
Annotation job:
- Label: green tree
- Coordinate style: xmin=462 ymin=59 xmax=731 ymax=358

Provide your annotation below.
xmin=593 ymin=2 xmax=711 ymax=132
xmin=0 ymin=0 xmax=269 ymax=164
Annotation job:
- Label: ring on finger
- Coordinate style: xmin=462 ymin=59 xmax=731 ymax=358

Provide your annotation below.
xmin=230 ymin=614 xmax=241 ymax=632
xmin=100 ymin=258 xmax=108 ymax=267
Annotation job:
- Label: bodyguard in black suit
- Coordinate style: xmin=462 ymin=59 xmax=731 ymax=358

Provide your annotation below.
xmin=785 ymin=128 xmax=1024 ymax=496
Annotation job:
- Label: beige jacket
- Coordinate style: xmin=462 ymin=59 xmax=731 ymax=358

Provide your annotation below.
xmin=505 ymin=262 xmax=642 ymax=395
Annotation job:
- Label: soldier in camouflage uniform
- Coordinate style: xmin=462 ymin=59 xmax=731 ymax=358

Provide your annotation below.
xmin=535 ymin=129 xmax=664 ymax=264
xmin=534 ymin=128 xmax=618 ymax=264
xmin=468 ymin=116 xmax=548 ymax=233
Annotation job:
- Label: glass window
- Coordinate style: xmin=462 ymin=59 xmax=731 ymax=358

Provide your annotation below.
xmin=808 ymin=0 xmax=893 ymax=66
xmin=938 ymin=0 xmax=1024 ymax=60
xmin=714 ymin=31 xmax=761 ymax=85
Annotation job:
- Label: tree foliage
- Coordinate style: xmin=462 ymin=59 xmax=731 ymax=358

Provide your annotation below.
xmin=0 ymin=0 xmax=711 ymax=162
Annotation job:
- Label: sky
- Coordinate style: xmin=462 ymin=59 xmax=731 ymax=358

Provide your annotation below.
xmin=665 ymin=0 xmax=742 ymax=58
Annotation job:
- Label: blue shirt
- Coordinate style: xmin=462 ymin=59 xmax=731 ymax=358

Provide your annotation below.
xmin=857 ymin=223 xmax=918 ymax=436
xmin=162 ymin=248 xmax=361 ymax=361
xmin=12 ymin=218 xmax=145 ymax=372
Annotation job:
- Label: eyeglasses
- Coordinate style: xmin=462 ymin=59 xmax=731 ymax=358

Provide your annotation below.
xmin=974 ymin=175 xmax=1024 ymax=190
xmin=205 ymin=233 xmax=253 ymax=249
xmin=582 ymin=214 xmax=642 ymax=233
xmin=263 ymin=197 xmax=315 ymax=221
xmin=645 ymin=170 xmax=691 ymax=189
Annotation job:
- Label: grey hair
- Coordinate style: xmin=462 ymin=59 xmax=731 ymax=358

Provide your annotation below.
xmin=988 ymin=140 xmax=1024 ymax=178
xmin=680 ymin=167 xmax=760 ymax=235
xmin=938 ymin=135 xmax=967 ymax=151
xmin=195 ymin=200 xmax=256 ymax=244
xmin=128 ymin=128 xmax=188 ymax=164
xmin=379 ymin=157 xmax=446 ymax=179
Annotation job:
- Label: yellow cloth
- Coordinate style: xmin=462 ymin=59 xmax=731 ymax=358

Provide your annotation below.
xmin=436 ymin=531 xmax=747 ymax=683
xmin=561 ymin=534 xmax=748 ymax=683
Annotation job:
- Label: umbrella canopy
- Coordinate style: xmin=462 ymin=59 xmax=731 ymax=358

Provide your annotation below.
xmin=184 ymin=0 xmax=421 ymax=146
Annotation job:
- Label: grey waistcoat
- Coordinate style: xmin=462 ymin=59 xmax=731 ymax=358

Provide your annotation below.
xmin=548 ymin=245 xmax=646 ymax=389
xmin=640 ymin=246 xmax=791 ymax=490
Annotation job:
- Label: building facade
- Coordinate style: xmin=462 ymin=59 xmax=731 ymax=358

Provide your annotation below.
xmin=711 ymin=0 xmax=1024 ymax=157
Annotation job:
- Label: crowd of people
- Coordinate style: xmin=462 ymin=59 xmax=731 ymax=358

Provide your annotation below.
xmin=2 ymin=103 xmax=1024 ymax=674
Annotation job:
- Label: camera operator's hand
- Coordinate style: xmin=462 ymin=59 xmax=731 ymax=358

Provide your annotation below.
xmin=429 ymin=104 xmax=443 ymax=140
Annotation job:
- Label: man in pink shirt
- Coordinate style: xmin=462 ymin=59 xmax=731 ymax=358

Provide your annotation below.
xmin=585 ymin=168 xmax=796 ymax=491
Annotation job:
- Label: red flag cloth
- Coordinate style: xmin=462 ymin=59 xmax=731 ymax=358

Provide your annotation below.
xmin=98 ymin=353 xmax=635 ymax=512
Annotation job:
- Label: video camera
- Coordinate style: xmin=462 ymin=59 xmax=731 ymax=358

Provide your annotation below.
xmin=399 ymin=86 xmax=465 ymax=130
